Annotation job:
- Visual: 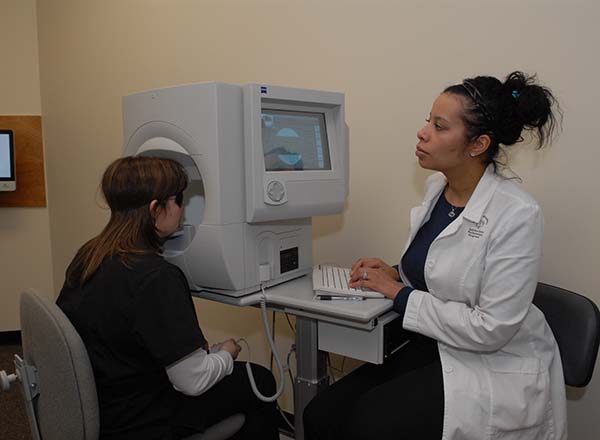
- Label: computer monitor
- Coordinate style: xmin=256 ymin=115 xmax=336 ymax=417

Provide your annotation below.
xmin=0 ymin=130 xmax=16 ymax=192
xmin=244 ymin=84 xmax=348 ymax=223
xmin=261 ymin=109 xmax=331 ymax=172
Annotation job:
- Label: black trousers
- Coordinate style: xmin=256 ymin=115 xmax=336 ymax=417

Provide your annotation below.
xmin=303 ymin=335 xmax=444 ymax=440
xmin=172 ymin=362 xmax=280 ymax=440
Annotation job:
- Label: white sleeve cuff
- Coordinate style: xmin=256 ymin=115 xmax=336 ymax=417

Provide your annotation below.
xmin=403 ymin=289 xmax=425 ymax=333
xmin=166 ymin=348 xmax=234 ymax=396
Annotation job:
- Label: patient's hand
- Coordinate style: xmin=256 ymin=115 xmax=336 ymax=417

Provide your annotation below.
xmin=219 ymin=338 xmax=242 ymax=360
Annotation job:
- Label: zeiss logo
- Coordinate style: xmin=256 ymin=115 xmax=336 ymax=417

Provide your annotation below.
xmin=261 ymin=86 xmax=268 ymax=94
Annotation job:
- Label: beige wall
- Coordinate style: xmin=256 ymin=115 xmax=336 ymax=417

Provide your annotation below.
xmin=35 ymin=0 xmax=600 ymax=433
xmin=0 ymin=0 xmax=53 ymax=331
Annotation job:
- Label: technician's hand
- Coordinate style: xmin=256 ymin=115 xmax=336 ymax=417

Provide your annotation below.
xmin=350 ymin=257 xmax=399 ymax=281
xmin=219 ymin=338 xmax=242 ymax=360
xmin=349 ymin=266 xmax=405 ymax=300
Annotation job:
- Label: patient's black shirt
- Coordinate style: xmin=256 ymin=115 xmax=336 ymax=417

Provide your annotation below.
xmin=57 ymin=254 xmax=206 ymax=440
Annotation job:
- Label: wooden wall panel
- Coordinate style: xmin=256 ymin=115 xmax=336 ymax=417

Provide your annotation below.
xmin=0 ymin=116 xmax=46 ymax=207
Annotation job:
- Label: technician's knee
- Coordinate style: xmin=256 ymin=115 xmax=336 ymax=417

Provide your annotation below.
xmin=340 ymin=416 xmax=373 ymax=440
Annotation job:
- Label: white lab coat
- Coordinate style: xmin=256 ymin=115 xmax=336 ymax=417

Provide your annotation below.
xmin=400 ymin=165 xmax=567 ymax=440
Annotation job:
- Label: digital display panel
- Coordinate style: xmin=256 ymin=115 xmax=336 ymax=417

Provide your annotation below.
xmin=261 ymin=109 xmax=331 ymax=171
xmin=0 ymin=131 xmax=15 ymax=180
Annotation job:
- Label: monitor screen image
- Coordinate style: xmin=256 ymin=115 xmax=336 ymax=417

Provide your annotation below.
xmin=0 ymin=131 xmax=15 ymax=180
xmin=261 ymin=109 xmax=331 ymax=172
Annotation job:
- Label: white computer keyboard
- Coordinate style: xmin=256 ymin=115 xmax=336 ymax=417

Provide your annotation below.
xmin=312 ymin=264 xmax=384 ymax=298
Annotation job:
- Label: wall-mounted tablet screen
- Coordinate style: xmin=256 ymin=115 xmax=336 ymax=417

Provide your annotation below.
xmin=0 ymin=130 xmax=16 ymax=191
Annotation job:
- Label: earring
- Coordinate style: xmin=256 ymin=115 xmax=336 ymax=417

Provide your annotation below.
xmin=470 ymin=152 xmax=478 ymax=158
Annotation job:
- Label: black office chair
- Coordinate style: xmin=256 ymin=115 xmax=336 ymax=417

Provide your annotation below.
xmin=533 ymin=282 xmax=600 ymax=387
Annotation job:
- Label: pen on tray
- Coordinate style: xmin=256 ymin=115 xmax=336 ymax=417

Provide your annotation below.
xmin=317 ymin=295 xmax=365 ymax=301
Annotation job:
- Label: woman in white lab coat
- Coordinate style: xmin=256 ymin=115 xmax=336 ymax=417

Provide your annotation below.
xmin=303 ymin=72 xmax=567 ymax=440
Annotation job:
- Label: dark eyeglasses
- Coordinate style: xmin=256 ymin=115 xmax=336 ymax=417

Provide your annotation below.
xmin=171 ymin=191 xmax=184 ymax=207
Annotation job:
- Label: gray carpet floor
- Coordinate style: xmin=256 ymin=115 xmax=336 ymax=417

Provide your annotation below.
xmin=0 ymin=344 xmax=32 ymax=440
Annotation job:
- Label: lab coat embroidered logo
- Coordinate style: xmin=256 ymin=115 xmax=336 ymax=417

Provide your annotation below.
xmin=468 ymin=215 xmax=488 ymax=239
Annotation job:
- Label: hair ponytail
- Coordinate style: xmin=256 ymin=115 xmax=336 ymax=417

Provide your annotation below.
xmin=499 ymin=71 xmax=559 ymax=148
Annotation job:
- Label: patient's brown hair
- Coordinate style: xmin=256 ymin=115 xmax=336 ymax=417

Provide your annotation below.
xmin=66 ymin=156 xmax=187 ymax=287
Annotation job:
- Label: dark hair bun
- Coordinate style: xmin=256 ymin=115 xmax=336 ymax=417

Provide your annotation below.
xmin=497 ymin=71 xmax=559 ymax=147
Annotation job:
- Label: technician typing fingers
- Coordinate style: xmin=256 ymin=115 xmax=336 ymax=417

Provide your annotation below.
xmin=350 ymin=257 xmax=384 ymax=273
xmin=348 ymin=267 xmax=405 ymax=300
xmin=350 ymin=257 xmax=399 ymax=281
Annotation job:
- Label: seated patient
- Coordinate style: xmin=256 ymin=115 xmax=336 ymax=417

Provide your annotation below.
xmin=303 ymin=71 xmax=567 ymax=440
xmin=57 ymin=156 xmax=279 ymax=440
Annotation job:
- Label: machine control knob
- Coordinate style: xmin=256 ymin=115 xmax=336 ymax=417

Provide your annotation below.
xmin=266 ymin=180 xmax=285 ymax=203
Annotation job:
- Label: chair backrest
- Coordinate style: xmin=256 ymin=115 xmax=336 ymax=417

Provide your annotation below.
xmin=533 ymin=283 xmax=600 ymax=387
xmin=20 ymin=288 xmax=100 ymax=440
